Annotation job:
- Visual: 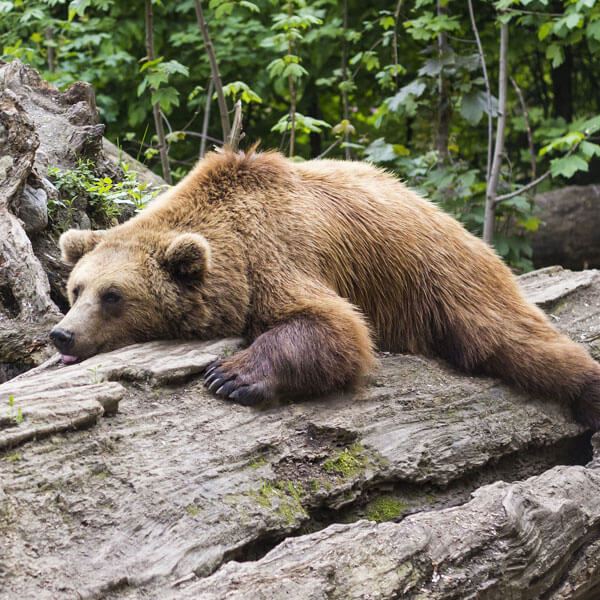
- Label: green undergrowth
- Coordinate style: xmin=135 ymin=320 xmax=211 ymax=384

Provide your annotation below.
xmin=47 ymin=157 xmax=162 ymax=230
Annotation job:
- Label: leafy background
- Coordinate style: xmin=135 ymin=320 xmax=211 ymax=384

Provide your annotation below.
xmin=2 ymin=0 xmax=600 ymax=269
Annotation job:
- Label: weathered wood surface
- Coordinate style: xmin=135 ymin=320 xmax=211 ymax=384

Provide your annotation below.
xmin=0 ymin=339 xmax=241 ymax=451
xmin=0 ymin=60 xmax=167 ymax=380
xmin=180 ymin=461 xmax=600 ymax=600
xmin=0 ymin=58 xmax=109 ymax=377
xmin=1 ymin=266 xmax=599 ymax=600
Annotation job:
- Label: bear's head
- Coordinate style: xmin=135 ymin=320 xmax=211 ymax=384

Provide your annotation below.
xmin=50 ymin=228 xmax=212 ymax=363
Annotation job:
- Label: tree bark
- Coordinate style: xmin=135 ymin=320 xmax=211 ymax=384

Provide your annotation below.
xmin=467 ymin=0 xmax=493 ymax=184
xmin=340 ymin=0 xmax=351 ymax=160
xmin=435 ymin=0 xmax=450 ymax=160
xmin=2 ymin=267 xmax=600 ymax=598
xmin=552 ymin=46 xmax=573 ymax=122
xmin=194 ymin=0 xmax=230 ymax=143
xmin=483 ymin=22 xmax=508 ymax=245
xmin=199 ymin=78 xmax=214 ymax=158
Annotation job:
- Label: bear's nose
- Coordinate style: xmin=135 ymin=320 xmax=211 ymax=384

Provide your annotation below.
xmin=49 ymin=327 xmax=75 ymax=352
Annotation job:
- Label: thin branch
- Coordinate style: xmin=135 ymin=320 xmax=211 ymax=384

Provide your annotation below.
xmin=436 ymin=0 xmax=450 ymax=161
xmin=510 ymin=76 xmax=536 ymax=182
xmin=200 ymin=78 xmax=214 ymax=158
xmin=45 ymin=27 xmax=55 ymax=73
xmin=317 ymin=138 xmax=342 ymax=159
xmin=392 ymin=0 xmax=404 ymax=91
xmin=287 ymin=1 xmax=296 ymax=158
xmin=495 ymin=141 xmax=581 ymax=202
xmin=194 ymin=0 xmax=230 ymax=142
xmin=341 ymin=0 xmax=351 ymax=160
xmin=144 ymin=0 xmax=172 ymax=185
xmin=467 ymin=0 xmax=493 ymax=184
xmin=351 ymin=38 xmax=384 ymax=81
xmin=175 ymin=130 xmax=223 ymax=144
xmin=483 ymin=22 xmax=509 ymax=245
xmin=227 ymin=99 xmax=244 ymax=151
xmin=496 ymin=171 xmax=551 ymax=202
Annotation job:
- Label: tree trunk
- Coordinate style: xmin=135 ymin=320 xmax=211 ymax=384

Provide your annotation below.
xmin=2 ymin=267 xmax=600 ymax=598
xmin=435 ymin=0 xmax=450 ymax=160
xmin=144 ymin=0 xmax=172 ymax=185
xmin=552 ymin=46 xmax=573 ymax=122
xmin=483 ymin=22 xmax=509 ymax=245
xmin=340 ymin=0 xmax=351 ymax=160
xmin=194 ymin=0 xmax=230 ymax=143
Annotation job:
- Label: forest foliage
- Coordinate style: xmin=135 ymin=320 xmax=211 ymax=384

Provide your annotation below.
xmin=2 ymin=0 xmax=600 ymax=269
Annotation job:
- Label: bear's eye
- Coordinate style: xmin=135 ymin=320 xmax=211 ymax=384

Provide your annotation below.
xmin=72 ymin=286 xmax=81 ymax=301
xmin=101 ymin=291 xmax=122 ymax=305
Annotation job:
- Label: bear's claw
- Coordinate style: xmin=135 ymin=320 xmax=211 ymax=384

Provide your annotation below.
xmin=228 ymin=384 xmax=266 ymax=406
xmin=215 ymin=380 xmax=237 ymax=398
xmin=203 ymin=360 xmax=267 ymax=406
xmin=204 ymin=361 xmax=221 ymax=376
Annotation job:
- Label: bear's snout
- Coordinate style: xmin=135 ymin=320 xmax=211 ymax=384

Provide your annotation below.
xmin=50 ymin=327 xmax=75 ymax=353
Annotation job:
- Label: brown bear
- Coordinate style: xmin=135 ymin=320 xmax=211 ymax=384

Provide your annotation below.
xmin=51 ymin=148 xmax=600 ymax=427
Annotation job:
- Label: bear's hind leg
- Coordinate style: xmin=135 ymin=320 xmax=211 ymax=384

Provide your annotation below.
xmin=204 ymin=293 xmax=375 ymax=405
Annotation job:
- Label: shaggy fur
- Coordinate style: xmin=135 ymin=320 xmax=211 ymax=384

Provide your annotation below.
xmin=52 ymin=148 xmax=600 ymax=427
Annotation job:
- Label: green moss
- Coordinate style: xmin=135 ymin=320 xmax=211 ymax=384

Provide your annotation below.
xmin=365 ymin=495 xmax=410 ymax=522
xmin=552 ymin=299 xmax=568 ymax=314
xmin=3 ymin=452 xmax=21 ymax=462
xmin=322 ymin=443 xmax=367 ymax=477
xmin=251 ymin=479 xmax=307 ymax=525
xmin=185 ymin=503 xmax=201 ymax=517
xmin=249 ymin=457 xmax=267 ymax=469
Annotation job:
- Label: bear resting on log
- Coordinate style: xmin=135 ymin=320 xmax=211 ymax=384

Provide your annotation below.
xmin=50 ymin=148 xmax=600 ymax=427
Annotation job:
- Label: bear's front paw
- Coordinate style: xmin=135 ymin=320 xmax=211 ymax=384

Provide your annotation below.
xmin=203 ymin=359 xmax=270 ymax=406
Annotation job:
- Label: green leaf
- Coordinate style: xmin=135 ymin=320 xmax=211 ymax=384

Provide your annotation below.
xmin=380 ymin=16 xmax=395 ymax=30
xmin=550 ymin=154 xmax=588 ymax=178
xmin=539 ymin=132 xmax=583 ymax=156
xmin=386 ymin=80 xmax=426 ymax=112
xmin=363 ymin=138 xmax=397 ymax=163
xmin=586 ymin=19 xmax=600 ymax=41
xmin=538 ymin=21 xmax=553 ymax=41
xmin=282 ymin=62 xmax=308 ymax=81
xmin=579 ymin=141 xmax=600 ymax=158
xmin=239 ymin=1 xmax=260 ymax=12
xmin=221 ymin=81 xmax=262 ymax=104
xmin=266 ymin=57 xmax=286 ymax=78
xmin=148 ymin=71 xmax=169 ymax=89
xmin=517 ymin=216 xmax=541 ymax=232
xmin=418 ymin=52 xmax=455 ymax=77
xmin=565 ymin=12 xmax=582 ymax=29
xmin=460 ymin=90 xmax=490 ymax=125
xmin=140 ymin=57 xmax=164 ymax=73
xmin=546 ymin=43 xmax=564 ymax=68
xmin=69 ymin=0 xmax=91 ymax=17
xmin=151 ymin=86 xmax=180 ymax=112
xmin=270 ymin=112 xmax=330 ymax=134
xmin=160 ymin=60 xmax=189 ymax=77
xmin=137 ymin=77 xmax=148 ymax=97
xmin=331 ymin=119 xmax=355 ymax=136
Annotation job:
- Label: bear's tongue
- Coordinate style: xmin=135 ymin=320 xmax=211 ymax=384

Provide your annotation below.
xmin=61 ymin=354 xmax=79 ymax=364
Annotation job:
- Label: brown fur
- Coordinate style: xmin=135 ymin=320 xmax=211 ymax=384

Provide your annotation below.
xmin=52 ymin=148 xmax=600 ymax=426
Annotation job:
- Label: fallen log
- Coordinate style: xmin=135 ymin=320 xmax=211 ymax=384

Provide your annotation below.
xmin=0 ymin=267 xmax=599 ymax=600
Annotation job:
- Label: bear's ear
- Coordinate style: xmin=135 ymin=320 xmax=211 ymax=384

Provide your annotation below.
xmin=162 ymin=233 xmax=211 ymax=282
xmin=59 ymin=229 xmax=105 ymax=265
